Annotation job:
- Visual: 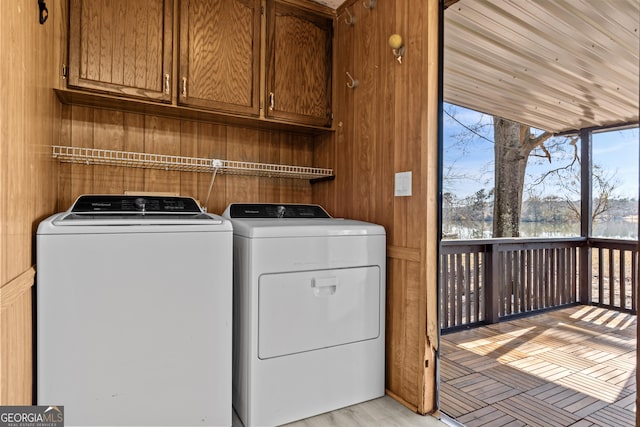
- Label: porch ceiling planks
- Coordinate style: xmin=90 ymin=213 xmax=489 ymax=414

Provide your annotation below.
xmin=444 ymin=0 xmax=640 ymax=133
xmin=440 ymin=306 xmax=637 ymax=426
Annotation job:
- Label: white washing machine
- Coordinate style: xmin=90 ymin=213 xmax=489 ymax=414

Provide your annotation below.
xmin=222 ymin=203 xmax=386 ymax=427
xmin=37 ymin=195 xmax=233 ymax=427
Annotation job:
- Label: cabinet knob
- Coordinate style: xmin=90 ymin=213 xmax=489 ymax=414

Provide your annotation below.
xmin=269 ymin=92 xmax=274 ymax=110
xmin=182 ymin=77 xmax=188 ymax=98
xmin=164 ymin=74 xmax=170 ymax=95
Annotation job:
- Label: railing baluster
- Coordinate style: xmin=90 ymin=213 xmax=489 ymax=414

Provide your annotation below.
xmin=525 ymin=249 xmax=532 ymax=311
xmin=487 ymin=244 xmax=500 ymax=324
xmin=632 ymin=250 xmax=638 ymax=313
xmin=620 ymin=250 xmax=626 ymax=310
xmin=598 ymin=248 xmax=604 ymax=305
xmin=609 ymin=249 xmax=616 ymax=306
xmin=465 ymin=252 xmax=471 ymax=324
xmin=533 ymin=249 xmax=540 ymax=310
xmin=516 ymin=249 xmax=520 ymax=314
xmin=446 ymin=253 xmax=453 ymax=328
xmin=475 ymin=252 xmax=481 ymax=322
xmin=456 ymin=253 xmax=463 ymax=325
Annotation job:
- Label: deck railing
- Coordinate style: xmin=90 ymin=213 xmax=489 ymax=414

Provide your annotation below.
xmin=440 ymin=237 xmax=638 ymax=331
xmin=590 ymin=238 xmax=638 ymax=313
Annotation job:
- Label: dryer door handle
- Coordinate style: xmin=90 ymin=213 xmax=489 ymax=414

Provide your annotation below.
xmin=311 ymin=277 xmax=337 ymax=296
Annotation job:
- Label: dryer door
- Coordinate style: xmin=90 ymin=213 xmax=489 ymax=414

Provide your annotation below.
xmin=258 ymin=266 xmax=381 ymax=359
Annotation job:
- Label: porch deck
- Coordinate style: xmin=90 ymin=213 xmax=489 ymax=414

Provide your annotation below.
xmin=440 ymin=306 xmax=636 ymax=426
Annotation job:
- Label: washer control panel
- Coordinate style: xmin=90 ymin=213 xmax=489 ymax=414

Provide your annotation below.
xmin=71 ymin=195 xmax=202 ymax=214
xmin=227 ymin=203 xmax=331 ymax=219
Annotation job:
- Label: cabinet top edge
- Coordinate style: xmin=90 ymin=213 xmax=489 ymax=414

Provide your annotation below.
xmin=275 ymin=0 xmax=337 ymax=18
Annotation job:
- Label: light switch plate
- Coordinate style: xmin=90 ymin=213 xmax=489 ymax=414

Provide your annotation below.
xmin=395 ymin=171 xmax=412 ymax=197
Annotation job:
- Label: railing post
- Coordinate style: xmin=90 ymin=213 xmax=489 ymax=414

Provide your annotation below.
xmin=484 ymin=243 xmax=500 ymax=324
xmin=579 ymin=128 xmax=592 ymax=304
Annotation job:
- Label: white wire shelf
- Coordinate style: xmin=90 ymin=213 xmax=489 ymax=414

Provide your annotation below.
xmin=52 ymin=146 xmax=333 ymax=181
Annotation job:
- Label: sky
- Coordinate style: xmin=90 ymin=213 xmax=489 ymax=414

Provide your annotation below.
xmin=442 ymin=103 xmax=640 ymax=200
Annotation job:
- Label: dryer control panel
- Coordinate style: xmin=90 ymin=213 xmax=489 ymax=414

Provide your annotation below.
xmin=227 ymin=203 xmax=331 ymax=219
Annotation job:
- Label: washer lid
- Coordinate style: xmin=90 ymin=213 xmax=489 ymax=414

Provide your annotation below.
xmin=223 ymin=204 xmax=385 ymax=238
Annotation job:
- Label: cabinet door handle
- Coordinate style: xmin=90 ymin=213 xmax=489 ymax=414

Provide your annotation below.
xmin=182 ymin=77 xmax=187 ymax=98
xmin=269 ymin=92 xmax=274 ymax=110
xmin=164 ymin=74 xmax=170 ymax=95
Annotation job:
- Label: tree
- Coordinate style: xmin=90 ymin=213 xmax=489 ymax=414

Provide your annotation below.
xmin=492 ymin=117 xmax=552 ymax=237
xmin=443 ymin=105 xmax=621 ymax=239
xmin=563 ymin=164 xmax=619 ymax=223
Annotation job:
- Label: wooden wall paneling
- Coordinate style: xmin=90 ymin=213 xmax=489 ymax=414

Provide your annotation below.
xmin=93 ymin=109 xmax=125 ymax=194
xmin=311 ymin=132 xmax=335 ymax=211
xmin=57 ymin=107 xmax=73 ymax=210
xmin=337 ymin=17 xmax=355 ymax=221
xmin=352 ymin=2 xmax=376 ymax=224
xmin=259 ymin=130 xmax=282 ymax=203
xmin=323 ymin=5 xmax=355 ymax=219
xmin=225 ymin=127 xmax=261 ymax=203
xmin=1 ymin=0 xmax=61 ymax=405
xmin=374 ymin=0 xmax=395 ymax=237
xmin=31 ymin=0 xmax=60 ymax=233
xmin=290 ymin=134 xmax=313 ymax=204
xmin=385 ymin=257 xmax=408 ymax=405
xmin=123 ymin=113 xmax=146 ymax=193
xmin=1 ymin=269 xmax=35 ymax=404
xmin=0 ymin=87 xmax=5 ymax=287
xmin=1 ymin=292 xmax=32 ymax=403
xmin=278 ymin=133 xmax=313 ymax=203
xmin=70 ymin=106 xmax=95 ymax=199
xmin=388 ymin=0 xmax=419 ymax=410
xmin=179 ymin=120 xmax=199 ymax=200
xmin=3 ymin=0 xmax=31 ymax=282
xmin=143 ymin=116 xmax=181 ymax=194
xmin=421 ymin=0 xmax=441 ymax=411
xmin=197 ymin=123 xmax=228 ymax=214
xmin=403 ymin=260 xmax=424 ymax=403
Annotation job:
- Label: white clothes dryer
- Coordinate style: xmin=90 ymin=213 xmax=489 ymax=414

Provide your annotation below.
xmin=223 ymin=203 xmax=386 ymax=427
xmin=37 ymin=195 xmax=233 ymax=427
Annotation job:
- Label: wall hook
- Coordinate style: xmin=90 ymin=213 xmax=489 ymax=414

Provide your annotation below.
xmin=346 ymin=72 xmax=359 ymax=89
xmin=38 ymin=0 xmax=48 ymax=24
xmin=363 ymin=0 xmax=377 ymax=9
xmin=344 ymin=8 xmax=356 ymax=25
xmin=389 ymin=34 xmax=405 ymax=64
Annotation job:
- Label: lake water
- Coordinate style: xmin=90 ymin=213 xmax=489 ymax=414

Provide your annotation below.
xmin=443 ymin=218 xmax=638 ymax=240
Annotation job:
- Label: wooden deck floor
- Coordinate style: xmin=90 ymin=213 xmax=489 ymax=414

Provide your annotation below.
xmin=440 ymin=306 xmax=637 ymax=427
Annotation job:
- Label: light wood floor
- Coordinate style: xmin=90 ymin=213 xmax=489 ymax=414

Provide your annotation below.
xmin=232 ymin=395 xmax=449 ymax=427
xmin=440 ymin=306 xmax=637 ymax=427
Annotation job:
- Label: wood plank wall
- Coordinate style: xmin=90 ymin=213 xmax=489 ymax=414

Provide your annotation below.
xmin=313 ymin=0 xmax=440 ymax=414
xmin=57 ymin=106 xmax=315 ymax=214
xmin=0 ymin=0 xmax=63 ymax=404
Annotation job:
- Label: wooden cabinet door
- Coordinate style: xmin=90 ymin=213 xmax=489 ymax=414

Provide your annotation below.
xmin=179 ymin=0 xmax=261 ymax=116
xmin=68 ymin=0 xmax=173 ymax=102
xmin=266 ymin=1 xmax=333 ymax=127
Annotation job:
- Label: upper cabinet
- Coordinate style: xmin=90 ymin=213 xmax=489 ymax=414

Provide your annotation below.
xmin=265 ymin=1 xmax=333 ymax=127
xmin=68 ymin=0 xmax=173 ymax=102
xmin=65 ymin=0 xmax=333 ymax=130
xmin=179 ymin=0 xmax=261 ymax=115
